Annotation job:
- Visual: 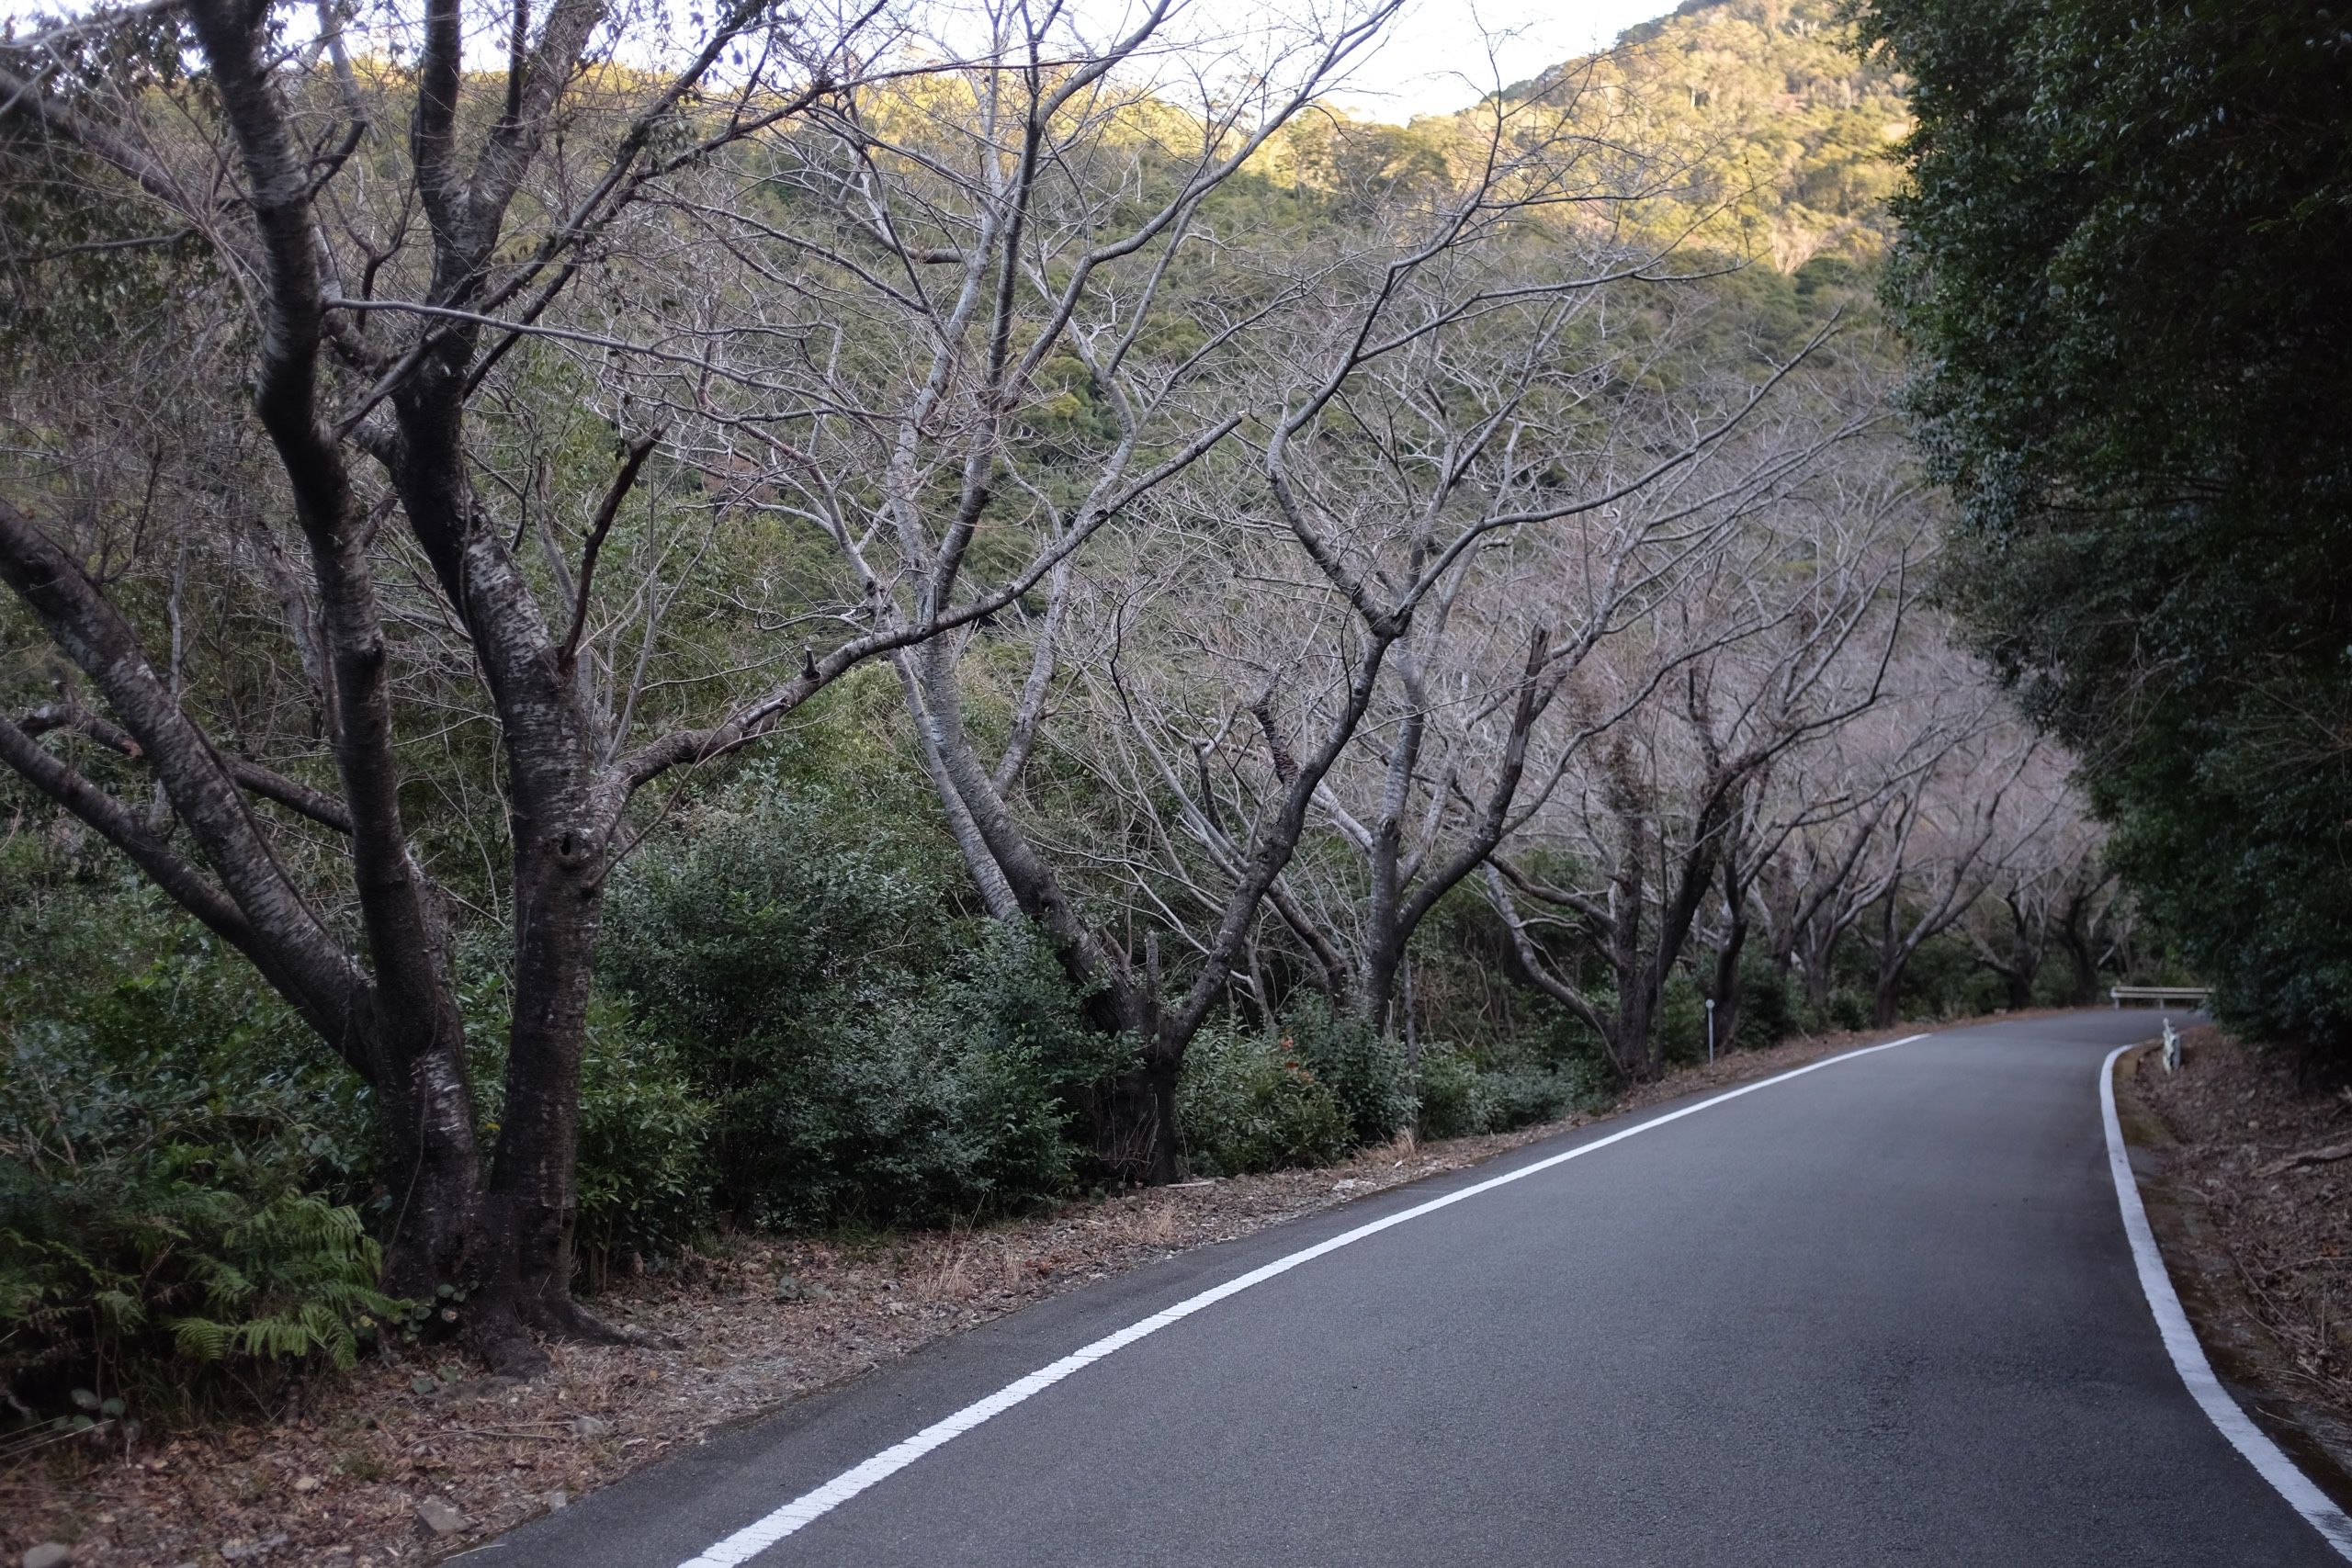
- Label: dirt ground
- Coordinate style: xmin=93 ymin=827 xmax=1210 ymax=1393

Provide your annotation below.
xmin=0 ymin=1017 xmax=1985 ymax=1567
xmin=2123 ymin=1026 xmax=2352 ymax=1489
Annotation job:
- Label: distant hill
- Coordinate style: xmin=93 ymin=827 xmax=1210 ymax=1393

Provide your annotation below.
xmin=1502 ymin=0 xmax=1908 ymax=270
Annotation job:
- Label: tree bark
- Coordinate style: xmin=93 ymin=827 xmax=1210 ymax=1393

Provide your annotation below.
xmin=1800 ymin=923 xmax=1839 ymax=1012
xmin=375 ymin=1038 xmax=494 ymax=1308
xmin=1710 ymin=908 xmax=1749 ymax=1053
xmin=2058 ymin=884 xmax=2109 ymax=1006
xmin=2062 ymin=926 xmax=2100 ymax=1006
xmin=1869 ymin=876 xmax=1905 ymax=1027
xmin=1097 ymin=1048 xmax=1183 ymax=1186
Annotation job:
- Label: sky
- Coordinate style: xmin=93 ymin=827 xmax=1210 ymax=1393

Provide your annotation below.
xmin=888 ymin=0 xmax=1683 ymax=126
xmin=0 ymin=0 xmax=1682 ymax=126
xmin=1319 ymin=0 xmax=1670 ymax=119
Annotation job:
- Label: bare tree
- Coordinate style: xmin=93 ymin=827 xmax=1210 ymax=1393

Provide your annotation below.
xmin=1713 ymin=681 xmax=1951 ymax=1030
xmin=619 ymin=0 xmax=1441 ymax=1180
xmin=0 ymin=0 xmax=1029 ymax=1369
xmin=851 ymin=62 xmax=1853 ymax=1171
xmin=1960 ymin=771 xmax=2106 ymax=1010
xmin=1484 ymin=452 xmax=1917 ymax=1081
xmin=1759 ymin=787 xmax=1902 ymax=1015
xmin=1073 ymin=220 xmax=1836 ymax=1064
xmin=1853 ymin=726 xmax=2061 ymax=1025
xmin=2052 ymin=861 xmax=2125 ymax=1006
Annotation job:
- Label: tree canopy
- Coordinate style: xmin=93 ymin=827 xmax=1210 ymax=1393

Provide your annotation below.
xmin=1853 ymin=0 xmax=2352 ymax=1055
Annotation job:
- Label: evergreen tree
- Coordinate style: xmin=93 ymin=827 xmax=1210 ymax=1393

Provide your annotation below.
xmin=1853 ymin=0 xmax=2352 ymax=1055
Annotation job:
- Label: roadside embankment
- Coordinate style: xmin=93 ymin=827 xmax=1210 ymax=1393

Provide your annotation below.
xmin=2119 ymin=1028 xmax=2352 ymax=1507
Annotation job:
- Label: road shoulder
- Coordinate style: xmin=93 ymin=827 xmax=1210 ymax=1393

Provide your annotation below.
xmin=2117 ymin=1037 xmax=2352 ymax=1517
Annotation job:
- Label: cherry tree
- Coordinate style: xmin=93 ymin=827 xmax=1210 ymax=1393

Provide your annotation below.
xmin=0 ymin=0 xmax=1031 ymax=1368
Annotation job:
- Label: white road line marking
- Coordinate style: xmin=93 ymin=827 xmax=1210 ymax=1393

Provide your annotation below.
xmin=675 ymin=1032 xmax=1929 ymax=1567
xmin=2100 ymin=1043 xmax=2352 ymax=1559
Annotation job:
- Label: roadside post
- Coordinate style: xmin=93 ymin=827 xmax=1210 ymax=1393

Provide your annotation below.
xmin=1705 ymin=998 xmax=1716 ymax=1065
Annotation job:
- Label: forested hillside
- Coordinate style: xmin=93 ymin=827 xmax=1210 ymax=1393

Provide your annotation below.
xmin=1510 ymin=0 xmax=1910 ymax=270
xmin=0 ymin=0 xmax=2125 ymax=1425
xmin=1288 ymin=0 xmax=1908 ymax=274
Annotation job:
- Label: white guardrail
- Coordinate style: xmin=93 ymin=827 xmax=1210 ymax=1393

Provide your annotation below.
xmin=2110 ymin=985 xmax=2211 ymax=1010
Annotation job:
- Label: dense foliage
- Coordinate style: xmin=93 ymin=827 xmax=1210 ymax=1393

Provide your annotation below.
xmin=1855 ymin=0 xmax=2352 ymax=1056
xmin=0 ymin=882 xmax=391 ymax=1414
xmin=601 ymin=773 xmax=1127 ymax=1227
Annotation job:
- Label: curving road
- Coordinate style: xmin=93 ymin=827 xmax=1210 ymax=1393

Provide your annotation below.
xmin=469 ymin=1010 xmax=2350 ymax=1567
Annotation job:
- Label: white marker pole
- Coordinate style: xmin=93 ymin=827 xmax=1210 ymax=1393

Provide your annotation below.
xmin=1705 ymin=997 xmax=1716 ymax=1064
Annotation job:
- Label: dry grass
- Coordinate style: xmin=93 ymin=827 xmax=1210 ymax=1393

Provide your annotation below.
xmin=2 ymin=1013 xmax=1997 ymax=1566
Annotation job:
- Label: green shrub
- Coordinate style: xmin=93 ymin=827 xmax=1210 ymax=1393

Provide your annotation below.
xmin=721 ymin=925 xmax=1124 ymax=1228
xmin=1281 ymin=994 xmax=1411 ymax=1147
xmin=1 ymin=1156 xmax=396 ymax=1402
xmin=0 ymin=934 xmax=394 ymax=1416
xmin=1734 ymin=957 xmax=1799 ymax=1049
xmin=607 ymin=791 xmax=1116 ymax=1227
xmin=1808 ymin=986 xmax=1871 ymax=1034
xmin=602 ymin=782 xmax=956 ymax=1060
xmin=1657 ymin=971 xmax=1708 ymax=1066
xmin=0 ymin=881 xmax=376 ymax=1186
xmin=143 ymin=1190 xmax=394 ymax=1368
xmin=606 ymin=780 xmax=959 ymax=1216
xmin=1411 ymin=1044 xmax=1496 ymax=1140
xmin=1885 ymin=932 xmax=2002 ymax=1021
xmin=1178 ymin=1023 xmax=1352 ymax=1176
xmin=739 ymin=1010 xmax=1053 ymax=1226
xmin=569 ymin=1007 xmax=715 ymax=1280
xmin=1408 ymin=1042 xmax=1603 ymax=1141
xmin=1540 ymin=998 xmax=1612 ymax=1069
xmin=1479 ymin=1066 xmax=1580 ymax=1132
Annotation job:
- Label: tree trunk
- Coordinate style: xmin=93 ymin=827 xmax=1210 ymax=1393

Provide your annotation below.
xmin=373 ymin=1023 xmax=492 ymax=1304
xmin=1871 ymin=954 xmax=1906 ymax=1028
xmin=1999 ymin=896 xmax=2040 ymax=1011
xmin=472 ymin=826 xmax=608 ymax=1362
xmin=386 ymin=369 xmax=632 ymax=1368
xmin=2065 ymin=931 xmax=2099 ymax=1006
xmin=1097 ymin=1048 xmax=1182 ymax=1184
xmin=1358 ymin=931 xmax=1404 ymax=1038
xmin=1611 ymin=975 xmax=1663 ymax=1083
xmin=1400 ymin=958 xmax=1420 ymax=1085
xmin=1867 ymin=872 xmax=1907 ymax=1027
xmin=1711 ymin=913 xmax=1748 ymax=1054
xmin=1801 ymin=931 xmax=1838 ymax=1012
xmin=896 ymin=652 xmax=1023 ymax=919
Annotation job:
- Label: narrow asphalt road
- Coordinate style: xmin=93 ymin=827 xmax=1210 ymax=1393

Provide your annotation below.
xmin=469 ymin=1010 xmax=2345 ymax=1567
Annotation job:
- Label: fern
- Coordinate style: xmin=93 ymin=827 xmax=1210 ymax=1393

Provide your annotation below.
xmin=167 ymin=1315 xmax=231 ymax=1362
xmin=89 ymin=1289 xmax=145 ymax=1332
xmin=150 ymin=1193 xmax=400 ymax=1371
xmin=4 ymin=1014 xmax=403 ymax=1415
